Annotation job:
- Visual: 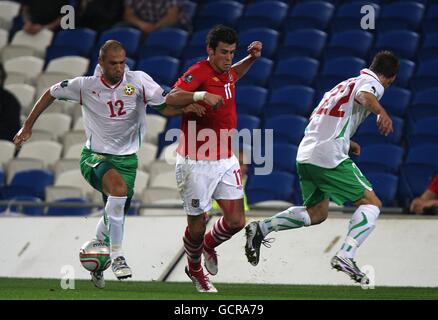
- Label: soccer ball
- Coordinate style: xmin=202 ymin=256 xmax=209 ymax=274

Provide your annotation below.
xmin=79 ymin=239 xmax=111 ymax=272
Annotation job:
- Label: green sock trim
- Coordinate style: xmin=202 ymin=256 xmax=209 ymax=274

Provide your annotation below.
xmin=347 ymin=212 xmax=368 ymax=236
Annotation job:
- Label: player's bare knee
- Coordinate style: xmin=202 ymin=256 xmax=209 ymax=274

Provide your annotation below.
xmin=227 ymin=217 xmax=245 ymax=232
xmin=310 ymin=213 xmax=327 ymax=225
xmin=189 ymin=225 xmax=206 ymax=241
xmin=372 ymin=198 xmax=383 ymax=210
xmin=308 ymin=202 xmax=328 ymax=225
xmin=355 ymin=191 xmax=382 ymax=209
xmin=110 ymin=181 xmax=128 ymax=197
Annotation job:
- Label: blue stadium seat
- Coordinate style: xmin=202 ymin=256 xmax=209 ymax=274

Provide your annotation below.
xmin=137 ymin=56 xmax=180 ymax=87
xmin=182 ymin=1 xmax=197 ymax=20
xmin=7 ymin=196 xmax=44 ymax=216
xmin=273 ymin=143 xmax=298 ymax=173
xmin=0 ymin=186 xmax=38 ymax=200
xmin=393 ymin=59 xmax=415 ymax=88
xmin=398 ymin=164 xmax=437 ymax=206
xmin=407 ymin=88 xmax=438 ymax=122
xmin=181 ymin=29 xmax=209 ymax=59
xmin=237 ymin=114 xmax=261 ymax=131
xmin=237 ymin=57 xmax=273 ymax=87
xmin=331 ymin=2 xmax=380 ymax=32
xmin=264 ymin=85 xmax=315 ymax=118
xmin=138 ymin=28 xmax=188 ymax=59
xmin=373 ymin=31 xmax=419 ymax=60
xmin=195 ymin=1 xmax=243 ymax=30
xmin=237 ymin=1 xmax=288 ymax=31
xmin=97 ymin=27 xmax=141 ymax=58
xmin=235 ymin=85 xmax=268 ymax=116
xmin=236 ymin=28 xmax=279 ymax=59
xmin=49 ymin=28 xmax=96 ymax=57
xmin=202 ymin=0 xmax=245 ymax=2
xmin=246 ymin=171 xmax=295 ymax=205
xmin=10 ymin=169 xmax=54 ymax=199
xmin=180 ymin=56 xmax=204 ymax=74
xmin=45 ymin=47 xmax=84 ymax=65
xmin=264 ymin=115 xmax=308 ymax=145
xmin=366 ymin=172 xmax=398 ymax=207
xmin=354 ymin=115 xmax=403 ymax=146
xmin=418 ymin=33 xmax=438 ymax=62
xmin=411 ymin=59 xmax=438 ymax=91
xmin=355 ymin=144 xmax=403 ymax=174
xmin=284 ymin=1 xmax=335 ymax=31
xmin=406 ymin=117 xmax=438 ymax=148
xmin=324 ymin=30 xmax=373 ymax=60
xmin=378 ymin=1 xmax=425 ymax=31
xmin=277 ymin=29 xmax=327 ymax=59
xmin=380 ymin=87 xmax=411 ymax=118
xmin=270 ymin=57 xmax=319 ymax=88
xmin=0 ymin=170 xmax=4 ymax=187
xmin=422 ymin=4 xmax=438 ymax=34
xmin=406 ymin=145 xmax=438 ymax=169
xmin=317 ymin=57 xmax=365 ymax=93
xmin=47 ymin=198 xmax=91 ymax=216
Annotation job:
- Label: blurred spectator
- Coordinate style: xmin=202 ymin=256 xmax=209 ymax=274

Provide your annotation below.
xmin=21 ymin=0 xmax=69 ymax=35
xmin=0 ymin=63 xmax=21 ymax=142
xmin=123 ymin=0 xmax=191 ymax=35
xmin=410 ymin=175 xmax=438 ymax=215
xmin=76 ymin=0 xmax=124 ymax=32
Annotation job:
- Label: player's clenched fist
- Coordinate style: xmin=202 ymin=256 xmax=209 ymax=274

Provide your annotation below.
xmin=13 ymin=126 xmax=32 ymax=149
xmin=204 ymin=92 xmax=224 ymax=110
xmin=376 ymin=111 xmax=393 ymax=136
xmin=247 ymin=41 xmax=262 ymax=58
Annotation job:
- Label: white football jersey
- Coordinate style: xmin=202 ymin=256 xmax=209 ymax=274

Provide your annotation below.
xmin=297 ymin=68 xmax=385 ymax=168
xmin=50 ymin=70 xmax=166 ymax=155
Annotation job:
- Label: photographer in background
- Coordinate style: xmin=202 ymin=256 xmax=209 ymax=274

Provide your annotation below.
xmin=0 ymin=62 xmax=21 ymax=142
xmin=410 ymin=175 xmax=438 ymax=215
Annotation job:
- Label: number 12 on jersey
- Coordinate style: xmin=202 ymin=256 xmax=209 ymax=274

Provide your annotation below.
xmin=107 ymin=100 xmax=126 ymax=117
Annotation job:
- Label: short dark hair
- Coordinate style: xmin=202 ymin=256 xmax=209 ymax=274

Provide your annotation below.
xmin=369 ymin=51 xmax=400 ymax=78
xmin=99 ymin=40 xmax=125 ymax=59
xmin=206 ymin=25 xmax=238 ymax=51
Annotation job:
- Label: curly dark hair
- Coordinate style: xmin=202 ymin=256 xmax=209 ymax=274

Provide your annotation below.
xmin=206 ymin=25 xmax=238 ymax=51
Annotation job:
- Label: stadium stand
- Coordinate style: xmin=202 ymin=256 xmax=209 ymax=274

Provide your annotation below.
xmin=2 ymin=0 xmax=438 ymax=215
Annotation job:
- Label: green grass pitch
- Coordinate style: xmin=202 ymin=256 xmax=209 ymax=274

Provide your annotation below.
xmin=0 ymin=277 xmax=437 ymax=300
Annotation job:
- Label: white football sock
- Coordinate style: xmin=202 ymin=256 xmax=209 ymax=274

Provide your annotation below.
xmin=337 ymin=204 xmax=380 ymax=259
xmin=259 ymin=206 xmax=311 ymax=237
xmin=106 ymin=196 xmax=127 ymax=260
xmin=95 ymin=215 xmax=109 ymax=244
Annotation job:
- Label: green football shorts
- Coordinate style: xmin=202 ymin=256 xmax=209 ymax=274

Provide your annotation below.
xmin=296 ymin=158 xmax=373 ymax=208
xmin=79 ymin=147 xmax=138 ymax=198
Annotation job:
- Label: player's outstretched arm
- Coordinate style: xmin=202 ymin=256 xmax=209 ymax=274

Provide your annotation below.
xmin=356 ymin=91 xmax=393 ymax=136
xmin=13 ymin=89 xmax=56 ymax=148
xmin=165 ymin=86 xmax=224 ymax=109
xmin=232 ymin=41 xmax=262 ymax=80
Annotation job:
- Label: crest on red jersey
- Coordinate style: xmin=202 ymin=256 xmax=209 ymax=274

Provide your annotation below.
xmin=184 ymin=74 xmax=193 ymax=83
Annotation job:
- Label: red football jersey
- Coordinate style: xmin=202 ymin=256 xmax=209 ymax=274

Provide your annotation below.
xmin=428 ymin=175 xmax=438 ymax=195
xmin=174 ymin=60 xmax=238 ymax=160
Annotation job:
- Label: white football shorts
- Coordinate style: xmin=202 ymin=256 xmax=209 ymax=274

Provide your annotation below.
xmin=175 ymin=153 xmax=244 ymax=216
